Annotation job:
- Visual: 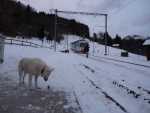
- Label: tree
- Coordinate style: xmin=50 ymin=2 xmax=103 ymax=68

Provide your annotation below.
xmin=104 ymin=32 xmax=112 ymax=46
xmin=113 ymin=34 xmax=122 ymax=48
xmin=47 ymin=32 xmax=53 ymax=43
xmin=38 ymin=26 xmax=45 ymax=43
xmin=0 ymin=0 xmax=90 ymax=39
xmin=97 ymin=32 xmax=104 ymax=44
xmin=114 ymin=34 xmax=121 ymax=44
xmin=93 ymin=33 xmax=97 ymax=42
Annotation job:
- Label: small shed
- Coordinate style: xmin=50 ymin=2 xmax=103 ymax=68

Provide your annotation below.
xmin=143 ymin=39 xmax=150 ymax=61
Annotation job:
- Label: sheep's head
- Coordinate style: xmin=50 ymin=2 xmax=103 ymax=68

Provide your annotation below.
xmin=42 ymin=66 xmax=54 ymax=81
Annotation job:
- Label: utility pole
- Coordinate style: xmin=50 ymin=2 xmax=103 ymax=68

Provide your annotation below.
xmin=104 ymin=14 xmax=108 ymax=55
xmin=54 ymin=9 xmax=57 ymax=52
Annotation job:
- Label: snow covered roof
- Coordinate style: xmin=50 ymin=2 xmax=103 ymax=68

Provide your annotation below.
xmin=124 ymin=35 xmax=145 ymax=40
xmin=143 ymin=39 xmax=150 ymax=45
xmin=133 ymin=35 xmax=145 ymax=40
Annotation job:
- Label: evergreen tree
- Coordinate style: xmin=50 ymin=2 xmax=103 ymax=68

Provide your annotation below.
xmin=104 ymin=32 xmax=112 ymax=46
xmin=93 ymin=33 xmax=97 ymax=42
xmin=38 ymin=26 xmax=45 ymax=43
xmin=113 ymin=34 xmax=122 ymax=48
xmin=114 ymin=34 xmax=121 ymax=44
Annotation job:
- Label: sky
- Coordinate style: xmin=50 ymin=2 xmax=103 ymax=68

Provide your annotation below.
xmin=16 ymin=0 xmax=150 ymax=38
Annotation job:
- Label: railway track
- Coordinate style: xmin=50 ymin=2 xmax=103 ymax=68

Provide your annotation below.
xmin=80 ymin=60 xmax=150 ymax=111
xmin=90 ymin=55 xmax=150 ymax=68
xmin=86 ymin=77 xmax=128 ymax=113
xmin=73 ymin=64 xmax=129 ymax=113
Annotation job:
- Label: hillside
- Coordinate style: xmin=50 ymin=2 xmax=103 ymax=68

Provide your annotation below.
xmin=0 ymin=0 xmax=89 ymax=38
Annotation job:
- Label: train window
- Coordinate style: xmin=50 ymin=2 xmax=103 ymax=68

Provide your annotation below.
xmin=80 ymin=43 xmax=88 ymax=47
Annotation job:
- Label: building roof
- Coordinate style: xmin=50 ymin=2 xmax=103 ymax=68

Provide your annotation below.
xmin=124 ymin=35 xmax=145 ymax=40
xmin=143 ymin=39 xmax=150 ymax=45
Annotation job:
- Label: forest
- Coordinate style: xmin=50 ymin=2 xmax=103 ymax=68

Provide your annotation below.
xmin=0 ymin=0 xmax=89 ymax=42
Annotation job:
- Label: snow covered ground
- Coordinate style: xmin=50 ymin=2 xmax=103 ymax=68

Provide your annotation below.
xmin=0 ymin=35 xmax=150 ymax=113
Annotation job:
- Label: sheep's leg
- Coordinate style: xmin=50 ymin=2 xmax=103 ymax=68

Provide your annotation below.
xmin=19 ymin=70 xmax=23 ymax=85
xmin=22 ymin=72 xmax=26 ymax=84
xmin=28 ymin=75 xmax=33 ymax=89
xmin=19 ymin=74 xmax=22 ymax=85
xmin=34 ymin=76 xmax=39 ymax=89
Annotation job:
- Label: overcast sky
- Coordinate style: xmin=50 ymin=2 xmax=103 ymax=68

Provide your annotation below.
xmin=16 ymin=0 xmax=150 ymax=37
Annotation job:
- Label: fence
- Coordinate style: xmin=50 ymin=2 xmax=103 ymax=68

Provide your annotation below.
xmin=0 ymin=35 xmax=52 ymax=49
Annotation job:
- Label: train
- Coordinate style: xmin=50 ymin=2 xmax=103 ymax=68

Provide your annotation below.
xmin=70 ymin=39 xmax=89 ymax=53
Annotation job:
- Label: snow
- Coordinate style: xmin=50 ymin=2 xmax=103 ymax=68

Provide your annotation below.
xmin=0 ymin=35 xmax=150 ymax=113
xmin=143 ymin=39 xmax=150 ymax=45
